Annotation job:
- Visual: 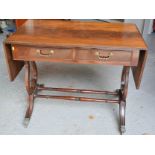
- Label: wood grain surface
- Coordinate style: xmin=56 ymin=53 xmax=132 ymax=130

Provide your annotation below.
xmin=5 ymin=20 xmax=147 ymax=50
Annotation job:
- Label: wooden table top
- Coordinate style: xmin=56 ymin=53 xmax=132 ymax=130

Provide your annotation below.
xmin=6 ymin=20 xmax=147 ymax=50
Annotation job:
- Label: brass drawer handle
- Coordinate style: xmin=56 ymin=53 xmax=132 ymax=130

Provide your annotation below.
xmin=12 ymin=46 xmax=15 ymax=51
xmin=95 ymin=52 xmax=113 ymax=60
xmin=36 ymin=49 xmax=54 ymax=56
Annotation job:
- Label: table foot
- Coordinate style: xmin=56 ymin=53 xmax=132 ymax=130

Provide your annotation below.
xmin=24 ymin=94 xmax=34 ymax=127
xmin=23 ymin=117 xmax=30 ymax=128
xmin=119 ymin=100 xmax=126 ymax=134
xmin=120 ymin=125 xmax=126 ymax=135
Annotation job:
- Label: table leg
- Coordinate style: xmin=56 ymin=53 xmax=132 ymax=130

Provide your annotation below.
xmin=119 ymin=66 xmax=130 ymax=134
xmin=24 ymin=61 xmax=38 ymax=127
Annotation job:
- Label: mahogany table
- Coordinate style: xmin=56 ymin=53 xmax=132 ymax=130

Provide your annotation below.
xmin=3 ymin=20 xmax=148 ymax=134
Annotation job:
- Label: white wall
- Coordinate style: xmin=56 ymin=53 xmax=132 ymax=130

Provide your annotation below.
xmin=125 ymin=19 xmax=145 ymax=33
xmin=143 ymin=19 xmax=153 ymax=35
xmin=125 ymin=19 xmax=153 ymax=35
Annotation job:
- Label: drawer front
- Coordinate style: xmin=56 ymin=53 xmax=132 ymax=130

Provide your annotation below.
xmin=12 ymin=45 xmax=73 ymax=62
xmin=12 ymin=45 xmax=139 ymax=66
xmin=76 ymin=49 xmax=134 ymax=65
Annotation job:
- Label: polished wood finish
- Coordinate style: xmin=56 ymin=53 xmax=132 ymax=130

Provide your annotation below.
xmin=24 ymin=61 xmax=38 ymax=127
xmin=37 ymin=86 xmax=118 ymax=95
xmin=132 ymin=50 xmax=148 ymax=89
xmin=6 ymin=20 xmax=147 ymax=50
xmin=15 ymin=19 xmax=27 ymax=29
xmin=12 ymin=45 xmax=139 ymax=66
xmin=3 ymin=20 xmax=148 ymax=134
xmin=36 ymin=95 xmax=119 ymax=103
xmin=4 ymin=20 xmax=147 ymax=88
xmin=119 ymin=66 xmax=130 ymax=134
xmin=3 ymin=43 xmax=24 ymax=81
xmin=12 ymin=45 xmax=74 ymax=62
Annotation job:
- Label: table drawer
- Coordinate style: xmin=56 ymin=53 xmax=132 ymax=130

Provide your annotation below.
xmin=76 ymin=49 xmax=138 ymax=65
xmin=12 ymin=45 xmax=139 ymax=66
xmin=12 ymin=45 xmax=73 ymax=62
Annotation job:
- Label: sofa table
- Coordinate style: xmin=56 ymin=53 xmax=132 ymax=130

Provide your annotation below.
xmin=3 ymin=20 xmax=148 ymax=134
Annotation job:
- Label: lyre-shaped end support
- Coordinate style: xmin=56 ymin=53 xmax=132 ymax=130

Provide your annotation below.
xmin=24 ymin=61 xmax=38 ymax=127
xmin=119 ymin=66 xmax=130 ymax=135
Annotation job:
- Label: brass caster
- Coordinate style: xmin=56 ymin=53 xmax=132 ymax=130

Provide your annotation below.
xmin=23 ymin=118 xmax=30 ymax=128
xmin=120 ymin=125 xmax=126 ymax=135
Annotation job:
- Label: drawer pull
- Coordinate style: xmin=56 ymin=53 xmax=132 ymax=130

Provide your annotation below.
xmin=12 ymin=46 xmax=15 ymax=51
xmin=95 ymin=52 xmax=113 ymax=60
xmin=36 ymin=49 xmax=54 ymax=56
